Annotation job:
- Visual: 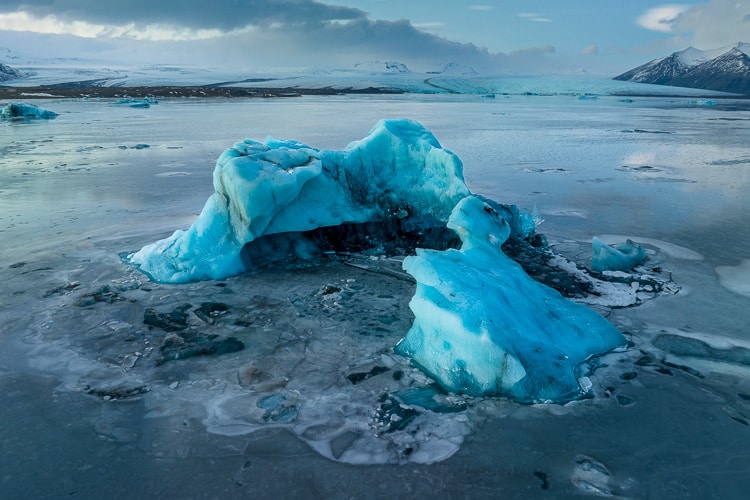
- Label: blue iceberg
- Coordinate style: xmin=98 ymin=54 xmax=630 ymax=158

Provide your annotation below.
xmin=591 ymin=237 xmax=646 ymax=272
xmin=1 ymin=102 xmax=58 ymax=120
xmin=128 ymin=119 xmax=470 ymax=283
xmin=129 ymin=119 xmax=625 ymax=402
xmin=396 ymin=197 xmax=625 ymax=403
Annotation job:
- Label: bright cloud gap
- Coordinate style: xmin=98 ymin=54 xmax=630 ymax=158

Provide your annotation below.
xmin=0 ymin=12 xmax=226 ymax=40
xmin=637 ymin=4 xmax=690 ymax=33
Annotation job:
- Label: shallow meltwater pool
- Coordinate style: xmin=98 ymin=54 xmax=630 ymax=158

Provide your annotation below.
xmin=1 ymin=95 xmax=749 ymax=498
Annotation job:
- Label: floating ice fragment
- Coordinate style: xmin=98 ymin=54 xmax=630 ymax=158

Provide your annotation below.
xmin=597 ymin=234 xmax=703 ymax=261
xmin=1 ymin=102 xmax=58 ymax=120
xmin=591 ymin=236 xmax=646 ymax=272
xmin=571 ymin=454 xmax=613 ymax=496
xmin=396 ymin=196 xmax=626 ymax=403
xmin=116 ymin=97 xmax=157 ymax=108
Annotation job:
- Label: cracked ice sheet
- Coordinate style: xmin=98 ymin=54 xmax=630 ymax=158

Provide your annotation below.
xmin=2 ymin=250 xmax=485 ymax=465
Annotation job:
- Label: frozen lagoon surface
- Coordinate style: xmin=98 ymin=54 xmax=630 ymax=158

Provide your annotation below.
xmin=2 ymin=91 xmax=750 ymax=497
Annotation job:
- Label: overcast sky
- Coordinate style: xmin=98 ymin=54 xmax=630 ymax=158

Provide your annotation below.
xmin=0 ymin=0 xmax=748 ymax=74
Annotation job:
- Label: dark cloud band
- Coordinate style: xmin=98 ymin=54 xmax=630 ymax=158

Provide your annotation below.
xmin=0 ymin=0 xmax=365 ymax=30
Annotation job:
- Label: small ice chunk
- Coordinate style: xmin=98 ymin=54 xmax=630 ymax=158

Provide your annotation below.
xmin=116 ymin=97 xmax=157 ymax=108
xmin=578 ymin=376 xmax=593 ymax=394
xmin=591 ymin=236 xmax=646 ymax=272
xmin=1 ymin=102 xmax=58 ymax=120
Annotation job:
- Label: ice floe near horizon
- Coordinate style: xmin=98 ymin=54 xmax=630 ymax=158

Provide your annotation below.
xmin=1 ymin=101 xmax=57 ymax=119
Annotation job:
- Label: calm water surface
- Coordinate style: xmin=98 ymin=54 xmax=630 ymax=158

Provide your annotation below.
xmin=2 ymin=95 xmax=749 ymax=498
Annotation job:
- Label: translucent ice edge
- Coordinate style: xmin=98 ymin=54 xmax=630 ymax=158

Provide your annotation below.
xmin=128 ymin=119 xmax=624 ymax=403
xmin=591 ymin=237 xmax=646 ymax=272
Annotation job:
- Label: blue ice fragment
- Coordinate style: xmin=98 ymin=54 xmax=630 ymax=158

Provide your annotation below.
xmin=395 ymin=196 xmax=625 ymax=403
xmin=591 ymin=237 xmax=646 ymax=272
xmin=116 ymin=97 xmax=156 ymax=108
xmin=1 ymin=102 xmax=57 ymax=120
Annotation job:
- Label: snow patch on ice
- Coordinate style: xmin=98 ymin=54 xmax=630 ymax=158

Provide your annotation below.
xmin=716 ymin=259 xmax=750 ymax=297
xmin=155 ymin=171 xmax=192 ymax=178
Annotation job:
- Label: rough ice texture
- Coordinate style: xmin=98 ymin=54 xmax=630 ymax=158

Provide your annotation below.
xmin=591 ymin=237 xmax=646 ymax=272
xmin=128 ymin=119 xmax=470 ymax=283
xmin=130 ymin=119 xmax=625 ymax=402
xmin=1 ymin=102 xmax=58 ymax=119
xmin=396 ymin=197 xmax=626 ymax=403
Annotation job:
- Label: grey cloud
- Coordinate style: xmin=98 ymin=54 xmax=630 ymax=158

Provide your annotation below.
xmin=0 ymin=0 xmax=365 ymax=30
xmin=297 ymin=18 xmax=495 ymax=65
xmin=671 ymin=0 xmax=750 ymax=48
xmin=0 ymin=1 xmax=562 ymax=74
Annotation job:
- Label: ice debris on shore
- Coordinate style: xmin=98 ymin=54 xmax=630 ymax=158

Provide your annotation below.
xmin=591 ymin=236 xmax=646 ymax=272
xmin=129 ymin=118 xmax=626 ymax=402
xmin=1 ymin=102 xmax=58 ymax=120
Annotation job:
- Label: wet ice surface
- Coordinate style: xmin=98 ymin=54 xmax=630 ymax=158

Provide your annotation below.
xmin=2 ymin=95 xmax=750 ymax=497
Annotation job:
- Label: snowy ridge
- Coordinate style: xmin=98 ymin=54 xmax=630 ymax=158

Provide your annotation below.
xmin=615 ymin=42 xmax=750 ymax=95
xmin=0 ymin=48 xmax=740 ymax=97
xmin=353 ymin=60 xmax=411 ymax=73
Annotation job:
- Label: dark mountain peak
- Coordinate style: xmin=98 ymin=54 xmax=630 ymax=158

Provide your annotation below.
xmin=0 ymin=62 xmax=23 ymax=82
xmin=614 ymin=53 xmax=688 ymax=85
xmin=614 ymin=42 xmax=750 ymax=95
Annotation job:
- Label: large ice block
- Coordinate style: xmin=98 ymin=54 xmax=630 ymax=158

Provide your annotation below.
xmin=128 ymin=119 xmax=470 ymax=283
xmin=396 ymin=196 xmax=626 ymax=403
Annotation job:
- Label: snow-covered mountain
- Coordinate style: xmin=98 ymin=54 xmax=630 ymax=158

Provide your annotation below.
xmin=0 ymin=62 xmax=22 ymax=82
xmin=614 ymin=43 xmax=750 ymax=95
